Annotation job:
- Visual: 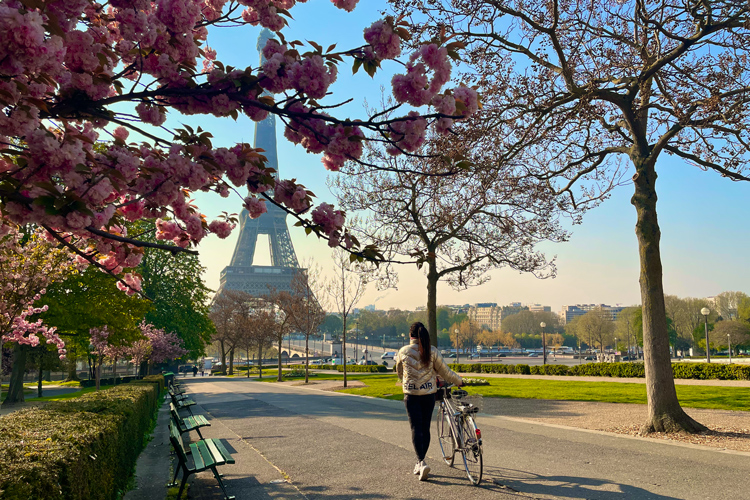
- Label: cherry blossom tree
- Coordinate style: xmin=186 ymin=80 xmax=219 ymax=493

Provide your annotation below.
xmin=0 ymin=226 xmax=73 ymax=404
xmin=0 ymin=0 xmax=481 ymax=299
xmin=141 ymin=321 xmax=187 ymax=366
xmin=89 ymin=325 xmax=111 ymax=390
xmin=126 ymin=338 xmax=151 ymax=378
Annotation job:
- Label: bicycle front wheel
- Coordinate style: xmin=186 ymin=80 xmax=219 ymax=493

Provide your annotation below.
xmin=459 ymin=415 xmax=483 ymax=485
xmin=436 ymin=405 xmax=455 ymax=466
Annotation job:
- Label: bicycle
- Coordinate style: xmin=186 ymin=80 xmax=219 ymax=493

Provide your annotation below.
xmin=436 ymin=383 xmax=483 ymax=485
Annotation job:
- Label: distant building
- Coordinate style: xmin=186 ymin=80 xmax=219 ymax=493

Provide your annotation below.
xmin=527 ymin=304 xmax=551 ymax=313
xmin=501 ymin=303 xmax=528 ymax=320
xmin=468 ymin=303 xmax=502 ymax=331
xmin=560 ymin=304 xmax=625 ymax=324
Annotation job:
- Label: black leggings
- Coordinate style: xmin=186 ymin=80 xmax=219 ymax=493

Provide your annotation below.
xmin=404 ymin=393 xmax=436 ymax=461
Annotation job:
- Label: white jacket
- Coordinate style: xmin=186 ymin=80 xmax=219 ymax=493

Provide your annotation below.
xmin=395 ymin=340 xmax=462 ymax=395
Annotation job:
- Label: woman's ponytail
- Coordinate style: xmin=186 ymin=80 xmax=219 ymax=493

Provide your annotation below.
xmin=409 ymin=322 xmax=432 ymax=367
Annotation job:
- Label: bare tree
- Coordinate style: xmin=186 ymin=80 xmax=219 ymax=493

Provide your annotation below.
xmin=323 ymin=248 xmax=369 ymax=388
xmin=567 ymin=311 xmax=615 ymax=354
xmin=332 ymin=132 xmax=566 ymax=347
xmin=711 ymin=320 xmax=750 ymax=353
xmin=393 ymin=0 xmax=750 ymax=433
xmin=209 ymin=292 xmax=237 ymax=375
xmin=282 ymin=264 xmax=326 ymax=383
xmin=615 ymin=307 xmax=641 ymax=359
xmin=265 ymin=290 xmax=295 ymax=382
xmin=713 ymin=291 xmax=749 ymax=321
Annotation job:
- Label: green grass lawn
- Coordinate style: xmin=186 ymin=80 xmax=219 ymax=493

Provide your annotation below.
xmin=320 ymin=374 xmax=750 ymax=412
xmin=1 ymin=385 xmax=109 ymax=403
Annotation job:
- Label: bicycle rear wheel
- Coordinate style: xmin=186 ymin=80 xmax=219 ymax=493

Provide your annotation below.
xmin=436 ymin=405 xmax=455 ymax=466
xmin=459 ymin=415 xmax=482 ymax=485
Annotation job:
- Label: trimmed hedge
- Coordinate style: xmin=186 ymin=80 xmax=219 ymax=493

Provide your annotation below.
xmin=0 ymin=375 xmax=163 ymax=500
xmin=80 ymin=375 xmax=139 ymax=388
xmin=448 ymin=362 xmax=750 ymax=380
xmin=336 ymin=364 xmax=388 ymax=373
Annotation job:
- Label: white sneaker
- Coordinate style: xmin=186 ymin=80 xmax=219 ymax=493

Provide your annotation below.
xmin=413 ymin=462 xmax=421 ymax=475
xmin=418 ymin=462 xmax=430 ymax=481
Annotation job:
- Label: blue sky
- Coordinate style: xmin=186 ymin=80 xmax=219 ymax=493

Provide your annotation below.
xmin=179 ymin=1 xmax=749 ymax=314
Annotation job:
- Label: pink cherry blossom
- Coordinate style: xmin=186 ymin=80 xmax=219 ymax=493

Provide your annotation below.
xmin=364 ymin=19 xmax=401 ymax=60
xmin=244 ymin=197 xmax=268 ymax=218
xmin=208 ymin=219 xmax=235 ymax=238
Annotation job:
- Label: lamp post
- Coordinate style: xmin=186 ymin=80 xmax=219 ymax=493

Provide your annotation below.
xmin=355 ymin=320 xmax=359 ymax=362
xmin=728 ymin=334 xmax=732 ymax=364
xmin=701 ymin=307 xmax=711 ymax=363
xmin=614 ymin=337 xmax=618 ymax=357
xmin=401 ymin=333 xmax=406 ymax=346
xmin=364 ymin=336 xmax=369 ymax=363
xmin=540 ymin=322 xmax=547 ymax=365
xmin=454 ymin=329 xmax=460 ymax=364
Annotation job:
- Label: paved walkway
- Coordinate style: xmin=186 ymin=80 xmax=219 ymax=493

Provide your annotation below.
xmin=167 ymin=377 xmax=750 ymax=500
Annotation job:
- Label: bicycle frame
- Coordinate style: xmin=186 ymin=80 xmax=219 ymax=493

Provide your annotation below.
xmin=436 ymin=384 xmax=483 ymax=485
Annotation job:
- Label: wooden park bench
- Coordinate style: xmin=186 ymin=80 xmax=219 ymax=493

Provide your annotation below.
xmin=170 ymin=402 xmax=210 ymax=439
xmin=169 ymin=388 xmax=196 ymax=413
xmin=169 ymin=421 xmax=236 ymax=500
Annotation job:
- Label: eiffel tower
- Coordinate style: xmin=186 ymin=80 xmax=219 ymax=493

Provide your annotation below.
xmin=217 ymin=29 xmax=302 ymax=297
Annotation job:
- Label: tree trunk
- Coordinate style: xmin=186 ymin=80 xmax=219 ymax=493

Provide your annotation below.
xmin=257 ymin=344 xmax=263 ymax=379
xmin=632 ymin=159 xmax=706 ymax=434
xmin=342 ymin=315 xmax=347 ymax=388
xmin=304 ymin=334 xmax=309 ymax=384
xmin=228 ymin=347 xmax=234 ymax=375
xmin=426 ymin=253 xmax=439 ymax=347
xmin=220 ymin=341 xmax=227 ymax=375
xmin=37 ymin=361 xmax=43 ymax=398
xmin=277 ymin=337 xmax=283 ymax=382
xmin=3 ymin=344 xmax=28 ymax=405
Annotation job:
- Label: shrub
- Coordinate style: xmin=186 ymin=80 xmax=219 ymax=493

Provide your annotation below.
xmin=0 ymin=382 xmax=159 ymax=500
xmin=336 ymin=364 xmax=388 ymax=373
xmin=515 ymin=364 xmax=531 ymax=375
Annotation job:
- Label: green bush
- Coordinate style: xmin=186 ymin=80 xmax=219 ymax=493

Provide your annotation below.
xmin=515 ymin=364 xmax=531 ymax=375
xmin=336 ymin=364 xmax=388 ymax=372
xmin=446 ymin=361 xmax=750 ymax=380
xmin=531 ymin=364 xmax=570 ymax=376
xmin=672 ymin=362 xmax=750 ymax=380
xmin=79 ymin=375 xmax=140 ymax=388
xmin=0 ymin=382 xmax=159 ymax=500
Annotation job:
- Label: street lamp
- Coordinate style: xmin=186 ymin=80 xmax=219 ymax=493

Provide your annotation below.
xmin=701 ymin=307 xmax=711 ymax=363
xmin=454 ymin=329 xmax=460 ymax=364
xmin=401 ymin=333 xmax=406 ymax=346
xmin=614 ymin=337 xmax=618 ymax=356
xmin=364 ymin=336 xmax=369 ymax=362
xmin=540 ymin=322 xmax=547 ymax=365
xmin=354 ymin=318 xmax=359 ymax=363
xmin=728 ymin=334 xmax=732 ymax=364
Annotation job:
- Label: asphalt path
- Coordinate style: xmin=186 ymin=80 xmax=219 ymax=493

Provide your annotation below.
xmin=181 ymin=378 xmax=750 ymax=500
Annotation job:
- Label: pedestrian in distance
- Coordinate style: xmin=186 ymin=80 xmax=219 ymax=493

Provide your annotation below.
xmin=192 ymin=365 xmax=198 ymax=377
xmin=395 ymin=321 xmax=463 ymax=481
xmin=200 ymin=366 xmax=205 ymax=377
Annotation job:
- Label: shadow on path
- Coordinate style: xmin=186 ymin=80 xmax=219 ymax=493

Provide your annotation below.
xmin=487 ymin=466 xmax=682 ymax=500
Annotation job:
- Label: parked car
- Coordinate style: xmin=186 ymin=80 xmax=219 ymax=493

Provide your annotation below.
xmin=358 ymin=360 xmax=378 ymax=365
xmin=445 ymin=353 xmax=456 ymax=358
xmin=527 ymin=353 xmax=539 ymax=357
xmin=381 ymin=351 xmax=397 ymax=360
xmin=310 ymin=359 xmax=325 ymax=365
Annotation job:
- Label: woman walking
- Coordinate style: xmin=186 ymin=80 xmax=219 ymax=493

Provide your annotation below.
xmin=395 ymin=322 xmax=463 ymax=481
